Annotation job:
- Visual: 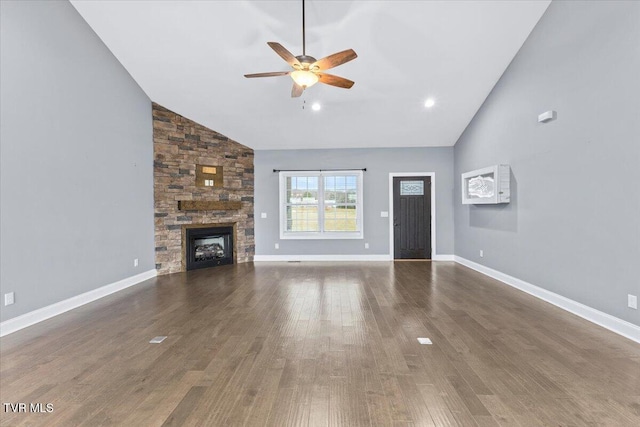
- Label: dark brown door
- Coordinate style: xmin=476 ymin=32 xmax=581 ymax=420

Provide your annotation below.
xmin=393 ymin=176 xmax=431 ymax=259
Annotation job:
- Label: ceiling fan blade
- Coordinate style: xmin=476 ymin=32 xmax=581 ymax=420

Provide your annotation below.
xmin=291 ymin=82 xmax=304 ymax=98
xmin=244 ymin=71 xmax=290 ymax=78
xmin=267 ymin=42 xmax=301 ymax=68
xmin=317 ymin=73 xmax=355 ymax=89
xmin=311 ymin=49 xmax=357 ymax=71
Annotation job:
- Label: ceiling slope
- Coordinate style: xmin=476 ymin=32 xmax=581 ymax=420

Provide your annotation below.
xmin=71 ymin=0 xmax=550 ymax=150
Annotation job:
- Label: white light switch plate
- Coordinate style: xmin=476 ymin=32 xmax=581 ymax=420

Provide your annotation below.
xmin=261 ymin=212 xmax=267 ymax=218
xmin=381 ymin=211 xmax=389 ymax=218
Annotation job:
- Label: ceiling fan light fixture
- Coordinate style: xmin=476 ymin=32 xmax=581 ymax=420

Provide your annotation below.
xmin=245 ymin=0 xmax=356 ymax=97
xmin=291 ymin=70 xmax=319 ymax=88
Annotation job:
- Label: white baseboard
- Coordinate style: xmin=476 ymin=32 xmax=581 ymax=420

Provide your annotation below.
xmin=454 ymin=256 xmax=640 ymax=344
xmin=254 ymin=254 xmax=393 ymax=262
xmin=254 ymin=254 xmax=455 ymax=262
xmin=0 ymin=269 xmax=157 ymax=337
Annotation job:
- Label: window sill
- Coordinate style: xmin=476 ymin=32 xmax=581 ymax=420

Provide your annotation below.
xmin=280 ymin=232 xmax=363 ymax=240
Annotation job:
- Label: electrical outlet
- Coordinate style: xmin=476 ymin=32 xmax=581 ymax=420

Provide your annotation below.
xmin=275 ymin=243 xmax=279 ymax=250
xmin=480 ymin=250 xmax=484 ymax=257
xmin=628 ymin=294 xmax=638 ymax=310
xmin=261 ymin=212 xmax=267 ymax=219
xmin=134 ymin=258 xmax=139 ymax=267
xmin=4 ymin=292 xmax=15 ymax=306
xmin=365 ymin=243 xmax=369 ymax=249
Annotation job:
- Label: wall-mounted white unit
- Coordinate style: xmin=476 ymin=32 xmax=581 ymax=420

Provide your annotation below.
xmin=462 ymin=165 xmax=510 ymax=204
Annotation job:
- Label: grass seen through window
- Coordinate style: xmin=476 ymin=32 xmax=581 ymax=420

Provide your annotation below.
xmin=288 ymin=206 xmax=357 ymax=232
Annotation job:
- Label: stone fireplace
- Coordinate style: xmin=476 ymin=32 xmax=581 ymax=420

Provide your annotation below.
xmin=153 ymin=103 xmax=254 ymax=275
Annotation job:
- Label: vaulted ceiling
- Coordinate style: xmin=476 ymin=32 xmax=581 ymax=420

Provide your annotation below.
xmin=70 ymin=0 xmax=550 ymax=150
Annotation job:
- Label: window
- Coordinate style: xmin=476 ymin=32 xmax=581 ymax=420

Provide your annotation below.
xmin=279 ymin=170 xmax=363 ymax=239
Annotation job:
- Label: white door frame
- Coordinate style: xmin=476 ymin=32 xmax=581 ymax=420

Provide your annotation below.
xmin=388 ymin=172 xmax=437 ymax=260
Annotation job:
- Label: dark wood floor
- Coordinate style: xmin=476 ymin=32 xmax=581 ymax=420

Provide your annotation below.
xmin=1 ymin=262 xmax=639 ymax=426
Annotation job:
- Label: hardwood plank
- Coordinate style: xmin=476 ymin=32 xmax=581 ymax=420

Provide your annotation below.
xmin=243 ymin=357 xmax=286 ymax=426
xmin=1 ymin=262 xmax=638 ymax=426
xmin=362 ymin=367 xmax=393 ymax=426
xmin=417 ymin=383 xmax=463 ymax=427
xmin=160 ymin=386 xmax=207 ymax=427
xmin=122 ymin=370 xmax=203 ymax=426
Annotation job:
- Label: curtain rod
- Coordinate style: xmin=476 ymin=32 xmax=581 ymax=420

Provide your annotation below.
xmin=273 ymin=168 xmax=366 ymax=173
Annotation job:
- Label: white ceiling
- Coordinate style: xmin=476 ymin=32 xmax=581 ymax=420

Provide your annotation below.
xmin=70 ymin=0 xmax=550 ymax=150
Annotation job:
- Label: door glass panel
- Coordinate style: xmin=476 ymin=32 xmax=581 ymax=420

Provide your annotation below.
xmin=400 ymin=180 xmax=424 ymax=196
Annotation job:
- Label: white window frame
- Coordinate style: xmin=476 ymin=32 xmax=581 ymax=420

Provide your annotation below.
xmin=279 ymin=170 xmax=364 ymax=240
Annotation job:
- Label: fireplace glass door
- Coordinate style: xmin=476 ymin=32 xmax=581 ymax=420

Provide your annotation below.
xmin=186 ymin=226 xmax=233 ymax=270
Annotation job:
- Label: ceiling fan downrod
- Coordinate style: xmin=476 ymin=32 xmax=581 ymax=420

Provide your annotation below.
xmin=302 ymin=0 xmax=306 ymax=56
xmin=296 ymin=0 xmax=316 ymax=66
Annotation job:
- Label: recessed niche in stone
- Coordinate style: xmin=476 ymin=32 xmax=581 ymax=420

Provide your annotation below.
xmin=196 ymin=164 xmax=223 ymax=188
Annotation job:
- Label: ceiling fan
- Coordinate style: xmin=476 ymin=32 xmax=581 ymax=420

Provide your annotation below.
xmin=244 ymin=0 xmax=357 ymax=98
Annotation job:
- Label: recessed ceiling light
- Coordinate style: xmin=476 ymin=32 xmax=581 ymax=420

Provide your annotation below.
xmin=311 ymin=102 xmax=321 ymax=111
xmin=424 ymin=98 xmax=436 ymax=108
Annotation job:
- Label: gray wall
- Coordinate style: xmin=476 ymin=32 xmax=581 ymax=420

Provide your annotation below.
xmin=255 ymin=148 xmax=454 ymax=257
xmin=454 ymin=0 xmax=640 ymax=325
xmin=0 ymin=1 xmax=154 ymax=322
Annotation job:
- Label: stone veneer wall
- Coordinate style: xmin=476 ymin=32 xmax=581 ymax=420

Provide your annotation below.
xmin=153 ymin=103 xmax=254 ymax=274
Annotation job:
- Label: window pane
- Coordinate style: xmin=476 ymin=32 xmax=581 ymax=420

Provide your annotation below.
xmin=346 ymin=175 xmax=357 ymax=203
xmin=287 ymin=205 xmax=319 ymax=232
xmin=288 ymin=176 xmax=319 ymax=204
xmin=325 ymin=175 xmax=358 ymax=204
xmin=322 ymin=175 xmax=359 ymax=232
xmin=324 ymin=204 xmax=357 ymax=231
xmin=285 ymin=175 xmax=321 ymax=232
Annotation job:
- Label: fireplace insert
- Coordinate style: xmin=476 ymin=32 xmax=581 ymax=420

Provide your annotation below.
xmin=185 ymin=226 xmax=233 ymax=270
